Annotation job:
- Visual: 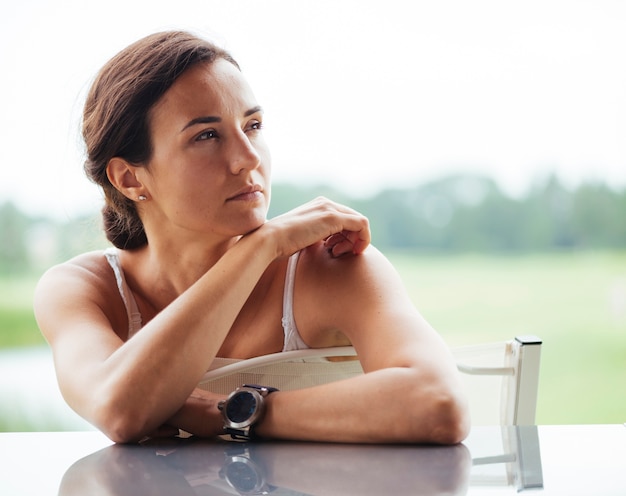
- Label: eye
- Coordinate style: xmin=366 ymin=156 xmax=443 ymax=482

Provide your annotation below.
xmin=196 ymin=129 xmax=218 ymax=141
xmin=246 ymin=120 xmax=264 ymax=133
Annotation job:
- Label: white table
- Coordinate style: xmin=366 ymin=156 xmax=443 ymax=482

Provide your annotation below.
xmin=0 ymin=424 xmax=624 ymax=495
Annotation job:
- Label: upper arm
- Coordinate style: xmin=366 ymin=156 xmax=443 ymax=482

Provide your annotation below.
xmin=287 ymin=245 xmax=470 ymax=444
xmin=296 ymin=245 xmax=457 ymax=376
xmin=33 ymin=256 xmax=126 ymax=414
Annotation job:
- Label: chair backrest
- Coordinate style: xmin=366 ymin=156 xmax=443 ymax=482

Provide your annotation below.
xmin=452 ymin=335 xmax=542 ymax=425
xmin=198 ymin=346 xmax=362 ymax=394
xmin=198 ymin=336 xmax=542 ymax=426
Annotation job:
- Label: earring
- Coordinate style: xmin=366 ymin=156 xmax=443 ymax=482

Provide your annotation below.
xmin=138 ymin=195 xmax=147 ymax=201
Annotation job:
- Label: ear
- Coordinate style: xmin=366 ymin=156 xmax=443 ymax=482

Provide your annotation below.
xmin=106 ymin=158 xmax=149 ymax=202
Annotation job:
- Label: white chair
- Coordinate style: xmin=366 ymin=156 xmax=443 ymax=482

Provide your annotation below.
xmin=198 ymin=335 xmax=542 ymax=426
xmin=454 ymin=335 xmax=542 ymax=425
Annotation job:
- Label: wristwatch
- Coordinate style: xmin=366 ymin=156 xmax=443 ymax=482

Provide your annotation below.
xmin=218 ymin=384 xmax=278 ymax=441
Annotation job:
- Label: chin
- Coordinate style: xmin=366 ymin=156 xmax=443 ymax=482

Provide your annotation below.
xmin=238 ymin=216 xmax=266 ymax=236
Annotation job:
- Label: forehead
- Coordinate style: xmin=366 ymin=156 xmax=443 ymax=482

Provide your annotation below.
xmin=150 ymin=59 xmax=256 ymax=128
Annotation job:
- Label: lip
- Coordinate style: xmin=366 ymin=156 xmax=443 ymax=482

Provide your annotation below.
xmin=226 ymin=184 xmax=264 ymax=202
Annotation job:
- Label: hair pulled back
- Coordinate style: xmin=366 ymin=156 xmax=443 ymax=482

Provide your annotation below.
xmin=82 ymin=31 xmax=239 ymax=249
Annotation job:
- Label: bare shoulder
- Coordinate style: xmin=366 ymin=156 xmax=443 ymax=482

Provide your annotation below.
xmin=35 ymin=250 xmax=115 ymax=296
xmin=34 ymin=250 xmax=127 ymax=342
xmin=295 ymin=244 xmax=450 ymax=374
xmin=294 ymin=243 xmax=415 ymax=346
xmin=298 ymin=242 xmax=408 ymax=302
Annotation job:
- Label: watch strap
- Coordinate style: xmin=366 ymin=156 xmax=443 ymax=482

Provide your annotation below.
xmin=242 ymin=384 xmax=279 ymax=395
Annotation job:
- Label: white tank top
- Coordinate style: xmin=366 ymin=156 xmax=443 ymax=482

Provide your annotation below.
xmin=104 ymin=248 xmax=309 ymax=352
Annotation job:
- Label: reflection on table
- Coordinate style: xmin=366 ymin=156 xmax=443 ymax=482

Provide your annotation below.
xmin=58 ymin=426 xmax=549 ymax=495
xmin=469 ymin=425 xmax=543 ymax=491
xmin=60 ymin=436 xmax=472 ymax=495
xmin=2 ymin=425 xmax=625 ymax=495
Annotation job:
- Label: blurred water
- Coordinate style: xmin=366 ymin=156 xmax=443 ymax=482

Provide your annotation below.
xmin=0 ymin=347 xmax=93 ymax=432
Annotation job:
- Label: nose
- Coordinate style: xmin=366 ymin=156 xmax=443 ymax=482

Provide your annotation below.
xmin=227 ymin=130 xmax=261 ymax=175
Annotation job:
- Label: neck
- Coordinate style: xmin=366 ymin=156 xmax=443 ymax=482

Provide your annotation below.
xmin=122 ymin=233 xmax=241 ymax=311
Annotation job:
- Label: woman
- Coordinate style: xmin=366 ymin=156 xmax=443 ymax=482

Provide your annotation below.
xmin=34 ymin=30 xmax=469 ymax=444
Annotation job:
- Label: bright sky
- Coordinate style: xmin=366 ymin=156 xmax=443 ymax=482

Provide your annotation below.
xmin=2 ymin=0 xmax=626 ymax=219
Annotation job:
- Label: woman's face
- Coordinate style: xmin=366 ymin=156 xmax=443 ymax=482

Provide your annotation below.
xmin=140 ymin=59 xmax=271 ymax=241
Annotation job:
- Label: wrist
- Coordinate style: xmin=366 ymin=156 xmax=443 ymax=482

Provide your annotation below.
xmin=240 ymin=224 xmax=282 ymax=261
xmin=254 ymin=222 xmax=284 ymax=260
xmin=208 ymin=397 xmax=228 ymax=437
xmin=249 ymin=401 xmax=272 ymax=440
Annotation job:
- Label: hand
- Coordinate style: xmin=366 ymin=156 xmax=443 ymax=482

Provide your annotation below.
xmin=324 ymin=229 xmax=369 ymax=258
xmin=153 ymin=388 xmax=226 ymax=439
xmin=259 ymin=197 xmax=371 ymax=259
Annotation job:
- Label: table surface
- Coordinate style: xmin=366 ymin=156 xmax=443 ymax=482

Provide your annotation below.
xmin=0 ymin=424 xmax=624 ymax=495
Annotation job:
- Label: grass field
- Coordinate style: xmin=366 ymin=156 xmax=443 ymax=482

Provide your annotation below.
xmin=1 ymin=251 xmax=625 ymax=426
xmin=388 ymin=250 xmax=626 ymax=424
xmin=0 ymin=276 xmax=46 ymax=348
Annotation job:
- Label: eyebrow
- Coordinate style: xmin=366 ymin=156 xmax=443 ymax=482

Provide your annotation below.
xmin=181 ymin=106 xmax=263 ymax=132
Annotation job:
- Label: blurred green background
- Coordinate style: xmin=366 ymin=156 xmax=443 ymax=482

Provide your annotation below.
xmin=1 ymin=174 xmax=625 ymax=430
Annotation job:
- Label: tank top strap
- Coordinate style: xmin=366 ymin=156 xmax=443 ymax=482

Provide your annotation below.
xmin=104 ymin=248 xmax=143 ymax=338
xmin=281 ymin=251 xmax=310 ymax=351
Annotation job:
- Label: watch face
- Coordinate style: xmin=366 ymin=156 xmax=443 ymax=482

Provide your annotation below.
xmin=227 ymin=391 xmax=258 ymax=423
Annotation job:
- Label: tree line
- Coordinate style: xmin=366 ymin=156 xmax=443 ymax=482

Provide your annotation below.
xmin=268 ymin=173 xmax=626 ymax=252
xmin=1 ymin=174 xmax=625 ymax=275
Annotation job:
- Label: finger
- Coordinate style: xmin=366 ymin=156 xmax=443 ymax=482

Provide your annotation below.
xmin=352 ymin=237 xmax=369 ymax=255
xmin=324 ymin=232 xmax=347 ymax=247
xmin=328 ymin=240 xmax=355 ymax=258
xmin=324 ymin=232 xmax=352 ymax=251
xmin=324 ymin=232 xmax=364 ymax=258
xmin=342 ymin=229 xmax=370 ymax=253
xmin=325 ymin=229 xmax=370 ymax=254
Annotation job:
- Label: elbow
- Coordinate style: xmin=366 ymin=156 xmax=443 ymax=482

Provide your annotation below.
xmin=99 ymin=412 xmax=150 ymax=444
xmin=426 ymin=389 xmax=471 ymax=445
xmin=76 ymin=375 xmax=188 ymax=443
xmin=400 ymin=384 xmax=470 ymax=445
xmin=91 ymin=397 xmax=156 ymax=444
xmin=102 ymin=418 xmax=148 ymax=445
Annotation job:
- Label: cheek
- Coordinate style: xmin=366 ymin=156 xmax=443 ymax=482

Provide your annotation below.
xmin=151 ymin=165 xmax=221 ymax=215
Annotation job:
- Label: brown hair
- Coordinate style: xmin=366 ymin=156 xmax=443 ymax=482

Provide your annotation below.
xmin=82 ymin=31 xmax=239 ymax=249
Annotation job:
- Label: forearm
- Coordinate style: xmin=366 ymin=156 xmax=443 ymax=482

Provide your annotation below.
xmin=90 ymin=234 xmax=277 ymax=441
xmin=256 ymin=367 xmax=469 ymax=445
xmin=99 ymin=199 xmax=367 ymax=420
xmin=42 ymin=198 xmax=371 ymax=443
